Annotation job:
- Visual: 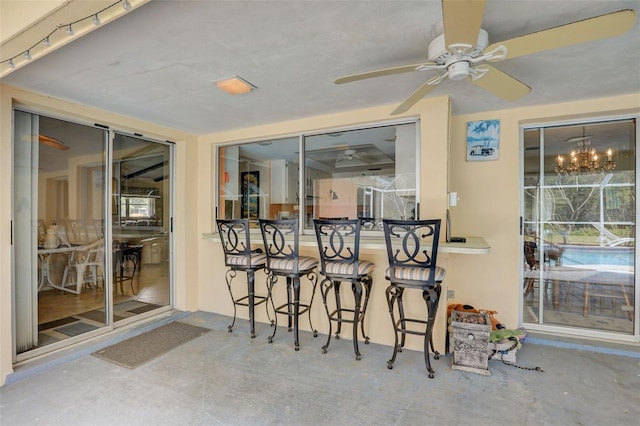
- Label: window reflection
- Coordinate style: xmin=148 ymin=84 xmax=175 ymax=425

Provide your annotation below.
xmin=217 ymin=122 xmax=418 ymax=232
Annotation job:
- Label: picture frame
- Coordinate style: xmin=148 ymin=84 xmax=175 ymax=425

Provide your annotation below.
xmin=241 ymin=171 xmax=260 ymax=220
xmin=466 ymin=119 xmax=500 ymax=161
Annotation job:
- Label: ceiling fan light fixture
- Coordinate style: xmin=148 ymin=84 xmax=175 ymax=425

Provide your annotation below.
xmin=214 ymin=75 xmax=256 ymax=95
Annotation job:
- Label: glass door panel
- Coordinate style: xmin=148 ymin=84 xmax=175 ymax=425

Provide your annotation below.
xmin=14 ymin=111 xmax=108 ymax=357
xmin=112 ymin=133 xmax=172 ymax=318
xmin=523 ymin=119 xmax=636 ymax=335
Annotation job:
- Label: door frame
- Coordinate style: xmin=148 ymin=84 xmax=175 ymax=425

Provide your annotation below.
xmin=11 ymin=106 xmax=176 ymax=363
xmin=520 ymin=114 xmax=639 ymax=343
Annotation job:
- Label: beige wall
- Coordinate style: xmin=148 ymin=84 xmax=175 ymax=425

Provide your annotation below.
xmin=0 ymin=0 xmax=65 ymax=41
xmin=196 ymin=97 xmax=453 ymax=355
xmin=0 ymin=84 xmax=198 ymax=385
xmin=447 ymin=94 xmax=640 ymax=331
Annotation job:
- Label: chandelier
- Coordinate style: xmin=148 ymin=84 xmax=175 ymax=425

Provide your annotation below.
xmin=555 ymin=136 xmax=616 ymax=175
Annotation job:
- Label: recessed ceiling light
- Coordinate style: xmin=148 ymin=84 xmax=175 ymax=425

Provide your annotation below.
xmin=214 ymin=75 xmax=256 ymax=95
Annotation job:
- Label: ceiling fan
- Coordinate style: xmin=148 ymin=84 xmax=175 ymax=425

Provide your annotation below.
xmin=335 ymin=1 xmax=637 ymax=115
xmin=335 ymin=149 xmax=371 ymax=166
xmin=38 ymin=135 xmax=69 ymax=150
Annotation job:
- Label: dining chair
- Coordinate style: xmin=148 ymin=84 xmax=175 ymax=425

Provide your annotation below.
xmin=37 ymin=219 xmax=47 ymax=245
xmin=61 ymin=238 xmax=105 ymax=294
xmin=313 ymin=218 xmax=374 ymax=360
xmin=383 ymin=218 xmax=445 ymax=378
xmin=113 ymin=241 xmax=144 ymax=295
xmin=259 ymin=218 xmax=318 ymax=350
xmin=68 ymin=219 xmax=91 ymax=245
xmin=217 ymin=218 xmax=271 ymax=338
xmin=93 ymin=219 xmax=104 ymax=239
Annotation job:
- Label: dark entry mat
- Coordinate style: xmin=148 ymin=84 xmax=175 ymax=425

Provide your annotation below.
xmin=38 ymin=316 xmax=78 ymax=332
xmin=127 ymin=303 xmax=163 ymax=314
xmin=92 ymin=322 xmax=210 ymax=369
xmin=75 ymin=310 xmax=125 ymax=323
xmin=56 ymin=322 xmax=99 ymax=337
xmin=36 ymin=333 xmax=61 ymax=347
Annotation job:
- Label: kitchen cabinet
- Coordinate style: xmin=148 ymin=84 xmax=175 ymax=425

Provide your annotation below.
xmin=270 ymin=160 xmax=298 ymax=204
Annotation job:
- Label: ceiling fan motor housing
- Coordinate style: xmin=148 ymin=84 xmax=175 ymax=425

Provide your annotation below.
xmin=428 ymin=29 xmax=489 ymax=63
xmin=428 ymin=29 xmax=489 ymax=80
xmin=447 ymin=61 xmax=469 ymax=80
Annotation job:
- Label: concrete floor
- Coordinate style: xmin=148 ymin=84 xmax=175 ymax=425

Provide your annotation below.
xmin=1 ymin=311 xmax=640 ymax=426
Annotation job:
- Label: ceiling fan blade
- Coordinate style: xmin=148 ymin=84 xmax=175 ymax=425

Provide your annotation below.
xmin=391 ymin=80 xmax=439 ymax=115
xmin=335 ymin=63 xmax=431 ymax=84
xmin=486 ymin=9 xmax=637 ymax=62
xmin=470 ymin=65 xmax=531 ymax=101
xmin=442 ymin=0 xmax=486 ymax=47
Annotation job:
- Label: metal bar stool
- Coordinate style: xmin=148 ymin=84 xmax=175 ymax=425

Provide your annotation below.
xmin=118 ymin=242 xmax=143 ymax=295
xmin=313 ymin=219 xmax=374 ymax=360
xmin=217 ymin=219 xmax=271 ymax=338
xmin=382 ymin=219 xmax=446 ymax=378
xmin=259 ymin=218 xmax=318 ymax=351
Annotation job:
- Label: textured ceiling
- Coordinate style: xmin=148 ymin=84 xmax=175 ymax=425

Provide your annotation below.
xmin=2 ymin=0 xmax=639 ymax=136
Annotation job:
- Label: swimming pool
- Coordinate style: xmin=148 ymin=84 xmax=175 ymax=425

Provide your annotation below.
xmin=560 ymin=244 xmax=635 ymax=267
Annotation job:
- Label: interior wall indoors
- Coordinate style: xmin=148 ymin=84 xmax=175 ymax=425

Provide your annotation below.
xmin=0 ymin=84 xmax=198 ymax=386
xmin=448 ymin=93 xmax=640 ymax=334
xmin=196 ymin=97 xmax=452 ymax=355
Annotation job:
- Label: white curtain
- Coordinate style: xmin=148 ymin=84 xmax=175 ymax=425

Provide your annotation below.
xmin=13 ymin=110 xmax=39 ymax=353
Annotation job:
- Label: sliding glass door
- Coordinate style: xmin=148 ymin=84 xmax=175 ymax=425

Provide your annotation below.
xmin=13 ymin=110 xmax=173 ymax=361
xmin=111 ymin=133 xmax=172 ymax=318
xmin=522 ymin=118 xmax=637 ymax=337
xmin=13 ymin=111 xmax=109 ymax=357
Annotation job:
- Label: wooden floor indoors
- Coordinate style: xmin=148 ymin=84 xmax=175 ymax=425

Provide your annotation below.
xmin=34 ymin=260 xmax=170 ymax=350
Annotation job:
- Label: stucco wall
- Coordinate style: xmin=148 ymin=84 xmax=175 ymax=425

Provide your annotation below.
xmin=447 ymin=94 xmax=640 ymax=332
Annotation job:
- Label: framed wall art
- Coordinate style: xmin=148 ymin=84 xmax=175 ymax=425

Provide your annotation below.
xmin=466 ymin=119 xmax=500 ymax=161
xmin=241 ymin=171 xmax=260 ymax=219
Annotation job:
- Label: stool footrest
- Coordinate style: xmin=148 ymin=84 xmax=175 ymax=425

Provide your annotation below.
xmin=233 ymin=295 xmax=269 ymax=307
xmin=275 ymin=302 xmax=311 ymax=317
xmin=328 ymin=308 xmax=365 ymax=324
xmin=394 ymin=318 xmax=429 ymax=336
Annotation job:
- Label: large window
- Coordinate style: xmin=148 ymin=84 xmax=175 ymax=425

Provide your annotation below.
xmin=216 ymin=121 xmax=419 ymax=232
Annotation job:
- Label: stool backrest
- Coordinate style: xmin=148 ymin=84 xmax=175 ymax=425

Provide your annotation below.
xmin=382 ymin=219 xmax=441 ymax=284
xmin=259 ymin=219 xmax=300 ymax=273
xmin=217 ymin=219 xmax=252 ymax=267
xmin=313 ymin=218 xmax=361 ymax=279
